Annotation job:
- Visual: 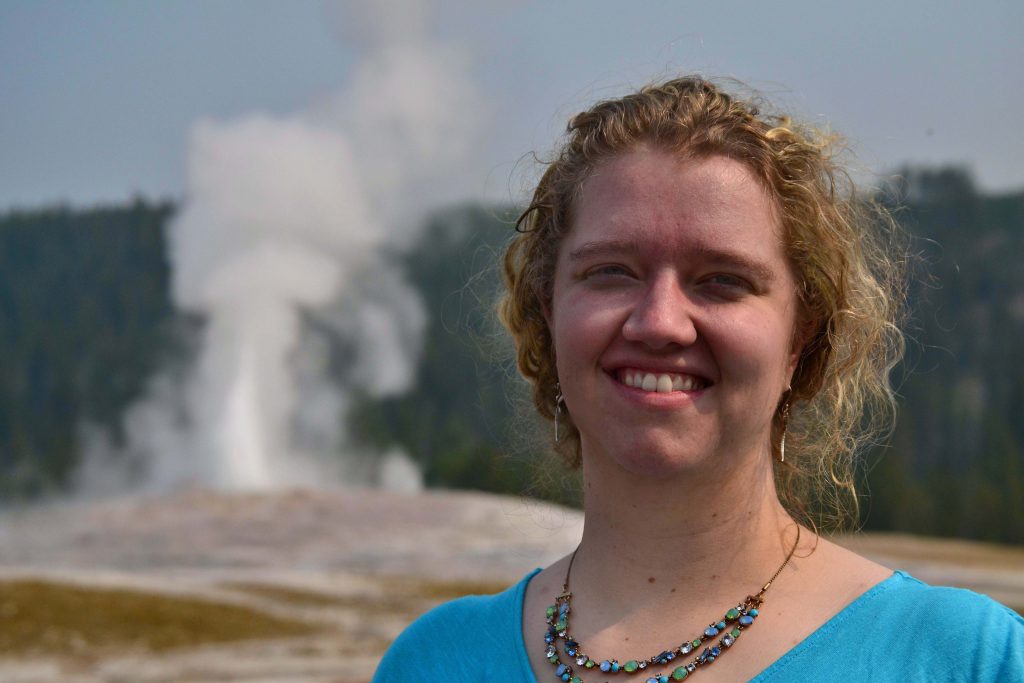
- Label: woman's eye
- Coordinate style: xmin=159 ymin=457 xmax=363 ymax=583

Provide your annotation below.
xmin=585 ymin=264 xmax=633 ymax=279
xmin=704 ymin=273 xmax=751 ymax=290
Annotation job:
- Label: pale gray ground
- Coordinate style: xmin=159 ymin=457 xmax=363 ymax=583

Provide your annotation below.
xmin=0 ymin=488 xmax=583 ymax=683
xmin=0 ymin=488 xmax=1021 ymax=683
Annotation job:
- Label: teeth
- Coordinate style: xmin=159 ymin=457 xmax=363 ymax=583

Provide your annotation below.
xmin=621 ymin=370 xmax=704 ymax=393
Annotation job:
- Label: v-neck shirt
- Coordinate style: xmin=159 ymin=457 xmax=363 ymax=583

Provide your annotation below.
xmin=373 ymin=568 xmax=1024 ymax=682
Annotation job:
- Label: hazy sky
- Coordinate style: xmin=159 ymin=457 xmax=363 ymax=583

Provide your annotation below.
xmin=1 ymin=0 xmax=1021 ymax=210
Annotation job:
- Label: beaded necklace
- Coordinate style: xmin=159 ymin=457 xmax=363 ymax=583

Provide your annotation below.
xmin=543 ymin=526 xmax=800 ymax=683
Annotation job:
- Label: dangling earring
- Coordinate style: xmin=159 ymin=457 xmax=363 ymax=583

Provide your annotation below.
xmin=778 ymin=396 xmax=791 ymax=463
xmin=554 ymin=383 xmax=565 ymax=443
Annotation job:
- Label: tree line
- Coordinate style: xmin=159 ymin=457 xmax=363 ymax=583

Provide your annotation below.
xmin=1 ymin=169 xmax=1022 ymax=543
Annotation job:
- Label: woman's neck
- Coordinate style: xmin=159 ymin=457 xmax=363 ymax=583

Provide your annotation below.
xmin=570 ymin=446 xmax=797 ymax=618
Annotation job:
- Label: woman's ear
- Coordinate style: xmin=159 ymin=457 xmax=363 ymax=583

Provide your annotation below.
xmin=787 ymin=339 xmax=802 ymax=377
xmin=787 ymin=316 xmax=814 ymax=380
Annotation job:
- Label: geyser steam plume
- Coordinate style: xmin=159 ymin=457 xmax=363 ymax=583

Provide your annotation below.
xmin=76 ymin=2 xmax=484 ymax=493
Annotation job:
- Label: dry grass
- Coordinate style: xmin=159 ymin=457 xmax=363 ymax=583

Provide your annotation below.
xmin=373 ymin=575 xmax=512 ymax=601
xmin=221 ymin=581 xmax=354 ymax=608
xmin=0 ymin=579 xmax=318 ymax=658
xmin=224 ymin=575 xmax=511 ymax=618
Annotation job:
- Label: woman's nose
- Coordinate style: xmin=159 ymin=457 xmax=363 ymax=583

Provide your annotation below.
xmin=621 ymin=275 xmax=698 ymax=350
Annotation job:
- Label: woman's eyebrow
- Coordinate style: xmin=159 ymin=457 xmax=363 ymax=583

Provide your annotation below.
xmin=692 ymin=247 xmax=777 ymax=283
xmin=567 ymin=239 xmax=639 ymax=262
xmin=568 ymin=240 xmax=777 ymax=283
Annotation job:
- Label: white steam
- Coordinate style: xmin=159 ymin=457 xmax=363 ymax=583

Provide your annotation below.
xmin=75 ymin=1 xmax=483 ymax=495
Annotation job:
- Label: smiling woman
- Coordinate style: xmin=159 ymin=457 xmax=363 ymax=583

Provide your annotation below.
xmin=373 ymin=77 xmax=1024 ymax=682
xmin=546 ymin=151 xmax=799 ymax=483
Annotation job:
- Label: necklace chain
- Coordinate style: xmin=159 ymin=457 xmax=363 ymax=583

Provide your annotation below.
xmin=544 ymin=526 xmax=800 ymax=682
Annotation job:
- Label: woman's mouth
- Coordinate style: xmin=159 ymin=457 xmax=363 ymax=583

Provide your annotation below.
xmin=616 ymin=368 xmax=710 ymax=393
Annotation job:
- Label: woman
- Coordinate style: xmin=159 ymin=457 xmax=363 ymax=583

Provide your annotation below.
xmin=374 ymin=77 xmax=1023 ymax=681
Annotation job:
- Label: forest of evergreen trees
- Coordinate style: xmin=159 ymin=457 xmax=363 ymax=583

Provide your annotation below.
xmin=1 ymin=168 xmax=1022 ymax=543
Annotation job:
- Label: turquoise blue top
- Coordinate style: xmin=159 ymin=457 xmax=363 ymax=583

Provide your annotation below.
xmin=373 ymin=568 xmax=1024 ymax=682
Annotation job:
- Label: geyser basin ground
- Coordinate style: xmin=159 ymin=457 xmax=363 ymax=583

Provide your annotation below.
xmin=0 ymin=488 xmax=1020 ymax=682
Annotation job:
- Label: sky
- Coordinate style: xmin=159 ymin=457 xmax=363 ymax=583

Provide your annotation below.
xmin=1 ymin=0 xmax=1022 ymax=211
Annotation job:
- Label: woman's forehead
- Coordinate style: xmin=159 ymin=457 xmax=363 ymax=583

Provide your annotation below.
xmin=565 ymin=151 xmax=785 ymax=257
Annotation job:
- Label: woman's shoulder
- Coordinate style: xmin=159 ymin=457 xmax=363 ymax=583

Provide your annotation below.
xmin=804 ymin=535 xmax=1020 ymax=632
xmin=387 ymin=573 xmax=527 ymax=643
xmin=372 ymin=569 xmax=540 ymax=683
xmin=870 ymin=571 xmax=1021 ymax=628
xmin=760 ymin=570 xmax=1024 ymax=682
xmin=852 ymin=572 xmax=1023 ymax=677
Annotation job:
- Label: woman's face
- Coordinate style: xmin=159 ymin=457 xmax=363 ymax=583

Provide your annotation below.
xmin=547 ymin=148 xmax=802 ymax=477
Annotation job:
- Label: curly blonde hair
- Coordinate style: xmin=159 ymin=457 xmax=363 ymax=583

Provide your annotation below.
xmin=498 ymin=76 xmax=906 ymax=530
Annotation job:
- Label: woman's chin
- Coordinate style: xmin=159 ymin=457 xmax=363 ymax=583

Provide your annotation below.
xmin=585 ymin=437 xmax=720 ymax=480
